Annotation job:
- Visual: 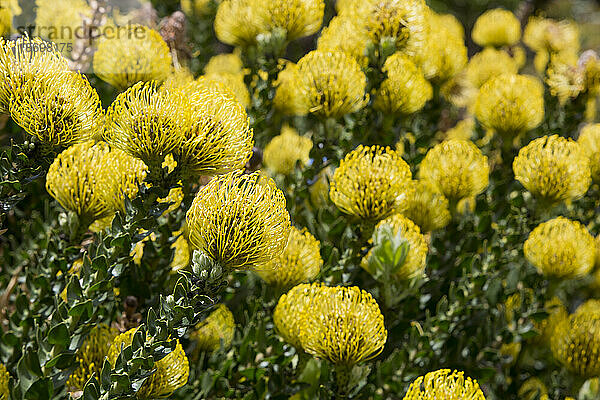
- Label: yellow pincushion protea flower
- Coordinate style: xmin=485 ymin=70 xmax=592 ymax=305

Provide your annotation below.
xmin=186 ymin=171 xmax=291 ymax=270
xmin=46 ymin=141 xmax=147 ymax=224
xmin=204 ymin=52 xmax=244 ymax=75
xmin=298 ymin=285 xmax=387 ymax=366
xmin=362 ymin=214 xmax=428 ymax=280
xmin=273 ymin=62 xmax=307 ymax=116
xmin=402 ymin=369 xmax=486 ymax=400
xmin=291 ymin=50 xmax=367 ymax=118
xmin=0 ymin=4 xmax=11 ymax=37
xmin=316 ymin=16 xmax=368 ymax=66
xmin=524 ymin=217 xmax=595 ymax=279
xmin=66 ymin=325 xmax=118 ymax=392
xmin=374 ymin=53 xmax=432 ymax=115
xmin=574 ymin=299 xmax=600 ymax=316
xmin=577 ymin=124 xmax=600 ymax=182
xmin=35 ymin=0 xmax=92 ymax=56
xmin=214 ymin=0 xmax=262 ymax=46
xmin=523 ymin=17 xmax=580 ymax=55
xmin=191 ymin=304 xmax=235 ymax=352
xmin=518 ymin=378 xmax=548 ymax=400
xmin=93 ymin=25 xmax=172 ymax=90
xmin=402 ymin=180 xmax=451 ymax=233
xmin=108 ymin=329 xmax=189 ymax=399
xmin=551 ymin=310 xmax=600 ymax=377
xmin=257 ymin=226 xmax=322 ymax=288
xmin=546 ymin=60 xmax=585 ymax=104
xmin=419 ymin=139 xmax=489 ymax=201
xmin=513 ymin=135 xmax=591 ymax=204
xmin=204 ymin=72 xmax=250 ymax=108
xmin=273 ymin=282 xmax=323 ymax=349
xmin=466 ymin=48 xmax=519 ymax=89
xmin=0 ymin=363 xmax=8 ymax=400
xmin=440 ymin=71 xmax=478 ymax=109
xmin=534 ymin=297 xmax=568 ymax=344
xmin=9 ymin=71 xmax=104 ymax=147
xmin=263 ymin=125 xmax=312 ymax=175
xmin=472 ymin=9 xmax=521 ymax=48
xmin=181 ymin=0 xmax=213 ymax=17
xmin=329 ymin=145 xmax=413 ymax=221
xmin=475 ymin=74 xmax=544 ymax=139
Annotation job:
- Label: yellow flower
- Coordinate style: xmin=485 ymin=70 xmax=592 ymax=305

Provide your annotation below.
xmin=472 ymin=9 xmax=521 ymax=48
xmin=466 ymin=48 xmax=519 ymax=89
xmin=204 ymin=52 xmax=244 ymax=75
xmin=161 ymin=68 xmax=195 ymax=92
xmin=186 ymin=171 xmax=291 ymax=270
xmin=9 ymin=71 xmax=104 ymax=146
xmin=204 ymin=71 xmax=250 ymax=107
xmin=66 ymin=325 xmax=118 ymax=392
xmin=444 ymin=118 xmax=475 ymax=142
xmin=263 ymin=125 xmax=312 ymax=175
xmin=298 ymin=285 xmax=387 ymax=366
xmin=523 ymin=17 xmax=580 ymax=54
xmin=574 ymin=299 xmax=600 ymax=316
xmin=273 ymin=61 xmax=306 ymax=116
xmin=475 ymin=74 xmax=544 ymax=139
xmin=108 ymin=329 xmax=189 ymax=399
xmin=374 ymin=53 xmax=432 ymax=114
xmin=0 ymin=363 xmax=8 ymax=400
xmin=171 ymin=229 xmax=191 ymax=272
xmin=309 ymin=169 xmax=331 ymax=208
xmin=273 ymin=282 xmax=323 ymax=349
xmin=316 ymin=16 xmax=368 ymax=66
xmin=291 ymin=50 xmax=367 ymax=118
xmin=402 ymin=369 xmax=486 ymax=400
xmin=513 ymin=135 xmax=591 ymax=204
xmin=362 ymin=214 xmax=428 ymax=280
xmin=577 ymin=124 xmax=600 ymax=182
xmin=546 ymin=61 xmax=585 ymax=104
xmin=524 ymin=217 xmax=595 ymax=278
xmin=433 ymin=13 xmax=464 ymax=40
xmin=518 ymin=378 xmax=548 ymax=400
xmin=419 ymin=139 xmax=489 ymax=201
xmin=581 ymin=50 xmax=600 ymax=96
xmin=34 ymin=0 xmax=92 ymax=56
xmin=46 ymin=141 xmax=147 ymax=224
xmin=329 ymin=145 xmax=413 ymax=221
xmin=93 ymin=25 xmax=172 ymax=89
xmin=214 ymin=0 xmax=263 ymax=46
xmin=256 ymin=226 xmax=322 ymax=288
xmin=402 ymin=180 xmax=451 ymax=233
xmin=0 ymin=4 xmax=11 ymax=37
xmin=551 ymin=310 xmax=600 ymax=377
xmin=191 ymin=304 xmax=235 ymax=352
xmin=440 ymin=71 xmax=478 ymax=109
xmin=535 ymin=297 xmax=568 ymax=344
xmin=181 ymin=0 xmax=213 ymax=16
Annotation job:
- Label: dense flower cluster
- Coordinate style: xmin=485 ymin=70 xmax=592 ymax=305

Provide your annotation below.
xmin=402 ymin=369 xmax=486 ymax=400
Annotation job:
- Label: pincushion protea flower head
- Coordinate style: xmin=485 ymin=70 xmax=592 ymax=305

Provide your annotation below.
xmin=0 ymin=363 xmax=8 ymax=400
xmin=330 ymin=145 xmax=414 ymax=221
xmin=472 ymin=9 xmax=521 ymax=48
xmin=317 ymin=16 xmax=368 ymax=66
xmin=46 ymin=141 xmax=147 ymax=224
xmin=466 ymin=48 xmax=519 ymax=89
xmin=9 ymin=71 xmax=104 ymax=147
xmin=204 ymin=52 xmax=244 ymax=75
xmin=551 ymin=310 xmax=600 ymax=377
xmin=66 ymin=325 xmax=118 ymax=392
xmin=362 ymin=214 xmax=428 ymax=280
xmin=578 ymin=124 xmax=600 ymax=182
xmin=524 ymin=217 xmax=595 ymax=279
xmin=475 ymin=74 xmax=544 ymax=139
xmin=518 ymin=377 xmax=548 ymax=400
xmin=34 ymin=0 xmax=92 ymax=56
xmin=513 ymin=135 xmax=591 ymax=204
xmin=402 ymin=180 xmax=451 ymax=233
xmin=0 ymin=4 xmax=11 ymax=37
xmin=186 ymin=171 xmax=291 ymax=270
xmin=256 ymin=226 xmax=322 ymax=288
xmin=419 ymin=139 xmax=489 ymax=201
xmin=204 ymin=72 xmax=251 ymax=108
xmin=191 ymin=304 xmax=235 ymax=352
xmin=263 ymin=125 xmax=312 ymax=175
xmin=374 ymin=53 xmax=432 ymax=114
xmin=0 ymin=36 xmax=69 ymax=114
xmin=298 ymin=285 xmax=387 ymax=366
xmin=523 ymin=17 xmax=580 ymax=54
xmin=289 ymin=50 xmax=368 ymax=118
xmin=108 ymin=329 xmax=189 ymax=399
xmin=402 ymin=369 xmax=486 ymax=400
xmin=93 ymin=25 xmax=172 ymax=90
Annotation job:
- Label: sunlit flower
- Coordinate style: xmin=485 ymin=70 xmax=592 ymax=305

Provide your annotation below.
xmin=316 ymin=16 xmax=368 ymax=66
xmin=93 ymin=25 xmax=172 ymax=89
xmin=66 ymin=325 xmax=118 ymax=392
xmin=214 ymin=0 xmax=262 ymax=46
xmin=433 ymin=12 xmax=464 ymax=40
xmin=186 ymin=171 xmax=291 ymax=270
xmin=204 ymin=71 xmax=251 ymax=107
xmin=290 ymin=50 xmax=368 ymax=118
xmin=513 ymin=135 xmax=591 ymax=204
xmin=419 ymin=139 xmax=489 ymax=201
xmin=402 ymin=369 xmax=486 ymax=400
xmin=374 ymin=53 xmax=432 ymax=114
xmin=574 ymin=299 xmax=600 ymax=316
xmin=577 ymin=124 xmax=600 ymax=182
xmin=204 ymin=52 xmax=244 ymax=75
xmin=330 ymin=145 xmax=413 ymax=221
xmin=273 ymin=62 xmax=307 ymax=116
xmin=191 ymin=304 xmax=235 ymax=352
xmin=546 ymin=60 xmax=585 ymax=104
xmin=475 ymin=74 xmax=544 ymax=139
xmin=466 ymin=48 xmax=519 ymax=89
xmin=362 ymin=214 xmax=428 ymax=280
xmin=9 ymin=71 xmax=104 ymax=147
xmin=263 ymin=125 xmax=312 ymax=175
xmin=472 ymin=9 xmax=521 ymax=48
xmin=523 ymin=17 xmax=580 ymax=55
xmin=402 ymin=180 xmax=451 ymax=233
xmin=256 ymin=226 xmax=322 ymax=288
xmin=108 ymin=329 xmax=189 ymax=399
xmin=298 ymin=285 xmax=387 ymax=366
xmin=34 ymin=0 xmax=92 ymax=56
xmin=518 ymin=378 xmax=548 ymax=400
xmin=524 ymin=217 xmax=595 ymax=278
xmin=551 ymin=310 xmax=600 ymax=377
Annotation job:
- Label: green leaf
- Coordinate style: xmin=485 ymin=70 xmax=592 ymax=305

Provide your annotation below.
xmin=47 ymin=323 xmax=69 ymax=347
